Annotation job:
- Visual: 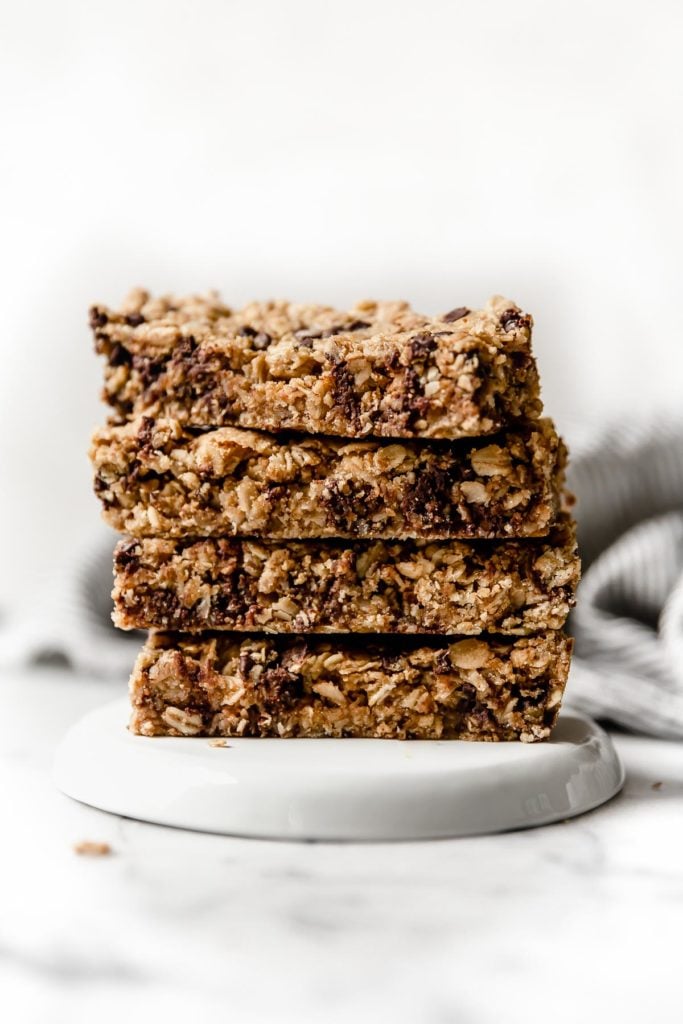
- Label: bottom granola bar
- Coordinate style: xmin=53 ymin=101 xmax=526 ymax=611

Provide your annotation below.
xmin=130 ymin=631 xmax=572 ymax=742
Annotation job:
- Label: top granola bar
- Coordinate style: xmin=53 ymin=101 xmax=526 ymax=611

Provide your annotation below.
xmin=91 ymin=290 xmax=542 ymax=439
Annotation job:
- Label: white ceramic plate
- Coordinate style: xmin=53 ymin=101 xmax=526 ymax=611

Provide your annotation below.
xmin=54 ymin=698 xmax=624 ymax=841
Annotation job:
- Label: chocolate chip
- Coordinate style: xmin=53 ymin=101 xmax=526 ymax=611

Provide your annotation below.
xmin=238 ymin=326 xmax=272 ymax=349
xmin=408 ymin=332 xmax=437 ymax=362
xmin=93 ymin=476 xmax=112 ymax=504
xmin=132 ymin=353 xmax=164 ymax=388
xmin=406 ymin=368 xmax=430 ymax=416
xmin=402 ymin=464 xmax=453 ymax=529
xmin=114 ymin=539 xmax=141 ymax=572
xmin=457 ymin=682 xmax=478 ymax=714
xmin=499 ymin=309 xmax=530 ymax=332
xmin=322 ymin=480 xmax=384 ymax=532
xmin=442 ymin=307 xmax=470 ymax=323
xmin=321 ymin=320 xmax=371 ymax=337
xmin=330 ymin=360 xmax=360 ymax=423
xmin=266 ymin=482 xmax=287 ymax=502
xmin=542 ymin=706 xmax=558 ymax=727
xmin=108 ymin=342 xmax=132 ymax=367
xmin=125 ymin=313 xmax=145 ymax=327
xmin=179 ymin=334 xmax=198 ymax=355
xmin=260 ymin=666 xmax=303 ymax=712
xmin=252 ymin=331 xmax=271 ymax=350
xmin=89 ymin=308 xmax=108 ymax=329
xmin=239 ymin=652 xmax=253 ymax=677
xmin=142 ymin=590 xmax=184 ymax=627
xmin=294 ymin=328 xmax=323 ymax=342
xmin=213 ymin=586 xmax=244 ymax=621
xmin=245 ymin=705 xmax=262 ymax=736
xmin=137 ymin=416 xmax=155 ymax=454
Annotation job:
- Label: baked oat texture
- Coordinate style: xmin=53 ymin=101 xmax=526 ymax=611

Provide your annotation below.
xmin=91 ymin=417 xmax=566 ymax=540
xmin=129 ymin=631 xmax=573 ymax=742
xmin=92 ymin=290 xmax=542 ymax=439
xmin=113 ymin=518 xmax=579 ymax=635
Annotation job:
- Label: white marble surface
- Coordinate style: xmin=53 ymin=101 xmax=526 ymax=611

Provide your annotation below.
xmin=2 ymin=668 xmax=682 ymax=1024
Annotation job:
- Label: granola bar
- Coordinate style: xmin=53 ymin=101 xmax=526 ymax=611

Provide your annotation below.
xmin=92 ymin=290 xmax=542 ymax=439
xmin=129 ymin=631 xmax=572 ymax=742
xmin=92 ymin=417 xmax=565 ymax=540
xmin=113 ymin=518 xmax=578 ymax=634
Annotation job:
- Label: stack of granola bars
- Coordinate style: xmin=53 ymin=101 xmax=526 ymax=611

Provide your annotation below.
xmin=90 ymin=291 xmax=579 ymax=742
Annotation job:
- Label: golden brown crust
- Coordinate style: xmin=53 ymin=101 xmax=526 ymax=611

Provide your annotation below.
xmin=91 ymin=417 xmax=566 ymax=540
xmin=129 ymin=631 xmax=572 ymax=742
xmin=113 ymin=518 xmax=579 ymax=635
xmin=92 ymin=291 xmax=542 ymax=439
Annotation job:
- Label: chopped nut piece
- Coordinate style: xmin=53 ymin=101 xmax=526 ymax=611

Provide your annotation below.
xmin=449 ymin=639 xmax=491 ymax=670
xmin=161 ymin=706 xmax=204 ymax=735
xmin=460 ymin=481 xmax=490 ymax=505
xmin=312 ymin=680 xmax=346 ymax=706
xmin=470 ymin=445 xmax=512 ymax=477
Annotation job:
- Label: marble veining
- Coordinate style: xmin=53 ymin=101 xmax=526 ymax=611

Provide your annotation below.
xmin=1 ymin=668 xmax=681 ymax=1024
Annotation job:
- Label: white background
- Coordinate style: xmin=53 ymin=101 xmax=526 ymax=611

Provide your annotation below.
xmin=1 ymin=0 xmax=682 ymax=611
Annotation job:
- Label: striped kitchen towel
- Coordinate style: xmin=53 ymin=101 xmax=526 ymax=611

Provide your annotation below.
xmin=567 ymin=417 xmax=683 ymax=738
xmin=0 ymin=528 xmax=141 ymax=678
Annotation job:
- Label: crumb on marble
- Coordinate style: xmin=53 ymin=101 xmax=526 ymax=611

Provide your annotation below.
xmin=74 ymin=840 xmax=112 ymax=856
xmin=208 ymin=738 xmax=231 ymax=748
xmin=651 ymin=781 xmax=663 ymax=791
